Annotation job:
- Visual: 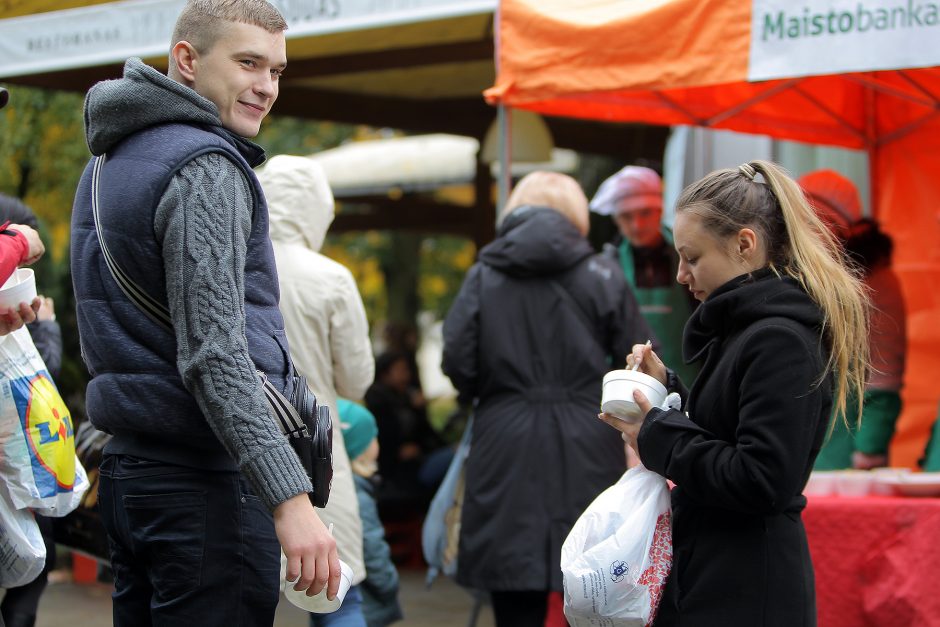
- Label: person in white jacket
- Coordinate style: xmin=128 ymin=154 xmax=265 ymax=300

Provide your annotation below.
xmin=259 ymin=154 xmax=376 ymax=626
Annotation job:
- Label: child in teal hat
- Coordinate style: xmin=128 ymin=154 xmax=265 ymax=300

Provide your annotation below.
xmin=338 ymin=399 xmax=403 ymax=627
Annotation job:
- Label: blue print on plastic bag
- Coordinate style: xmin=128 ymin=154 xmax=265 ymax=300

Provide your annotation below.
xmin=10 ymin=371 xmax=77 ymax=497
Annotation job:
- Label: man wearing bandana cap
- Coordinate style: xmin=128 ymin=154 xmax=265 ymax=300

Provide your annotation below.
xmin=591 ymin=166 xmax=698 ymax=383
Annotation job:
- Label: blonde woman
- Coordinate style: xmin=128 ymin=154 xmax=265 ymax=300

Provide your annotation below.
xmin=600 ymin=161 xmax=869 ymax=627
xmin=443 ymin=171 xmax=653 ymax=627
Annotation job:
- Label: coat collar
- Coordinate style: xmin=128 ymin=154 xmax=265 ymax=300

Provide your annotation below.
xmin=682 ymin=268 xmax=823 ymax=363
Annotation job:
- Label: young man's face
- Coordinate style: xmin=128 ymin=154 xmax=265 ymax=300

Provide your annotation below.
xmin=613 ymin=203 xmax=663 ymax=249
xmin=190 ymin=21 xmax=286 ymax=137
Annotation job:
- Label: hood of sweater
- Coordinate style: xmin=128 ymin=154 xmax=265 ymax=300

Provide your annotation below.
xmin=83 ymin=58 xmax=264 ymax=166
xmin=478 ymin=205 xmax=594 ymax=278
xmin=683 ymin=268 xmax=825 ymax=363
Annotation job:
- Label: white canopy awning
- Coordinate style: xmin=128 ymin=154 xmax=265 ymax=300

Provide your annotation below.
xmin=309 ymin=133 xmax=578 ymax=198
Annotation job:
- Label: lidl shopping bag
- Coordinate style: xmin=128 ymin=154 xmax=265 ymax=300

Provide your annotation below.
xmin=561 ymin=464 xmax=672 ymax=627
xmin=0 ymin=326 xmax=88 ymax=516
xmin=0 ymin=485 xmax=46 ymax=587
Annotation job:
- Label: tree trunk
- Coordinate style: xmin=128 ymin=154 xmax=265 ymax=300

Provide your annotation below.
xmin=382 ymin=231 xmax=422 ymax=330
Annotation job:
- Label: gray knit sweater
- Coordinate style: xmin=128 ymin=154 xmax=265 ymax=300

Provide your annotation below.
xmin=82 ymin=58 xmax=310 ymax=509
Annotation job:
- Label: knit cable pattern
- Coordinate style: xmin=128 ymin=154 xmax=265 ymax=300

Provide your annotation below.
xmin=154 ymin=152 xmax=311 ymax=509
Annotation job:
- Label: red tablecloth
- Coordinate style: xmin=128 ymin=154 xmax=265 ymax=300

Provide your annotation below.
xmin=805 ymin=495 xmax=940 ymax=627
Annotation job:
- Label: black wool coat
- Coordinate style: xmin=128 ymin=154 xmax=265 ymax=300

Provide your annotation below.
xmin=639 ymin=269 xmax=832 ymax=627
xmin=442 ymin=206 xmax=654 ymax=592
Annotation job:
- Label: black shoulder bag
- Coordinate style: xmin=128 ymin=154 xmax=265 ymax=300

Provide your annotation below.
xmin=90 ymin=155 xmax=332 ymax=507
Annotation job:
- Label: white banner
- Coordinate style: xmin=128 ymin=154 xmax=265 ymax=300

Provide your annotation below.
xmin=0 ymin=0 xmax=495 ymax=79
xmin=749 ymin=0 xmax=940 ymax=81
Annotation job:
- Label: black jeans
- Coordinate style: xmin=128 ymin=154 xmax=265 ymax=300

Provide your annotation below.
xmin=98 ymin=454 xmax=280 ymax=626
xmin=490 ymin=590 xmax=550 ymax=627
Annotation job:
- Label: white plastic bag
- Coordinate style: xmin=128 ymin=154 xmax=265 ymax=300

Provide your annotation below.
xmin=0 ymin=326 xmax=89 ymax=516
xmin=561 ymin=464 xmax=672 ymax=627
xmin=0 ymin=487 xmax=46 ymax=588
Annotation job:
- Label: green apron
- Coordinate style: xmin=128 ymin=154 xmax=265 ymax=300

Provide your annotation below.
xmin=921 ymin=405 xmax=940 ymax=471
xmin=814 ymin=389 xmax=902 ymax=470
xmin=618 ymin=236 xmax=699 ymax=384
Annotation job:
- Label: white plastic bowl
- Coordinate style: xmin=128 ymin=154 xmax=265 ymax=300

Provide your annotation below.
xmin=883 ymin=472 xmax=940 ymax=497
xmin=833 ymin=471 xmax=873 ymax=497
xmin=869 ymin=467 xmax=911 ymax=496
xmin=803 ymin=470 xmax=838 ymax=496
xmin=283 ymin=558 xmax=352 ymax=613
xmin=601 ymin=369 xmax=667 ymax=423
xmin=0 ymin=268 xmax=36 ymax=309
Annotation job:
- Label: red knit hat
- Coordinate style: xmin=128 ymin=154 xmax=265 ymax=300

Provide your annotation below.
xmin=797 ymin=169 xmax=863 ymax=240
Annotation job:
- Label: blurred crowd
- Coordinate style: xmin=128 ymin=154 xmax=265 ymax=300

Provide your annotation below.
xmin=1 ymin=2 xmax=937 ymax=627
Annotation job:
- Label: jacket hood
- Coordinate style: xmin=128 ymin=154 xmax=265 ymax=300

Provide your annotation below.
xmin=257 ymin=154 xmax=334 ymax=251
xmin=684 ymin=268 xmax=825 ymax=363
xmin=479 ymin=206 xmax=594 ymax=278
xmin=84 ymin=58 xmax=264 ymax=165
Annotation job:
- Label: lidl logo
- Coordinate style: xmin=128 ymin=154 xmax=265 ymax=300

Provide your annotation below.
xmin=14 ymin=373 xmax=76 ymax=493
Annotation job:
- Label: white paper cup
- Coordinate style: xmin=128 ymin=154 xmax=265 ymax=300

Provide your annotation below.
xmin=833 ymin=471 xmax=873 ymax=497
xmin=0 ymin=268 xmax=36 ymax=309
xmin=803 ymin=470 xmax=838 ymax=496
xmin=282 ymin=557 xmax=352 ymax=613
xmin=601 ymin=369 xmax=667 ymax=423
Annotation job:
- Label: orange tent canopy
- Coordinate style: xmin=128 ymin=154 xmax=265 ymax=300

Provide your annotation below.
xmin=487 ymin=0 xmax=940 ymax=467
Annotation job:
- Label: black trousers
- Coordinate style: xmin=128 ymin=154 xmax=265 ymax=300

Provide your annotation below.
xmin=490 ymin=590 xmax=552 ymax=627
xmin=98 ymin=454 xmax=280 ymax=627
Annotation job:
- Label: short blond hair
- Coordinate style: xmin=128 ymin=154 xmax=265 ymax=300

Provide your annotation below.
xmin=502 ymin=171 xmax=590 ymax=236
xmin=171 ymin=0 xmax=287 ymax=54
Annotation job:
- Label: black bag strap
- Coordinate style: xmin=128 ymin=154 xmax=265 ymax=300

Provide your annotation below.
xmin=90 ymin=155 xmax=308 ymax=441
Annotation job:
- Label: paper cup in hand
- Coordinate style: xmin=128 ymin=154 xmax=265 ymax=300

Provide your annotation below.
xmin=601 ymin=369 xmax=667 ymax=423
xmin=0 ymin=268 xmax=36 ymax=309
xmin=282 ymin=555 xmax=352 ymax=613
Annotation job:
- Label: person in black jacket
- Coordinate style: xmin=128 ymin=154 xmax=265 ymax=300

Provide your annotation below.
xmin=600 ymin=161 xmax=869 ymax=626
xmin=442 ymin=171 xmax=654 ymax=627
xmin=366 ymin=350 xmax=448 ymax=496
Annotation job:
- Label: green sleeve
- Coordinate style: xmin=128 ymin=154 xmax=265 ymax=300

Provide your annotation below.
xmin=921 ymin=407 xmax=940 ymax=471
xmin=854 ymin=389 xmax=902 ymax=455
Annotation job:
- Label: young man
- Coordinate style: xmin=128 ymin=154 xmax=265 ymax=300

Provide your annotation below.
xmin=590 ymin=166 xmax=698 ymax=383
xmin=69 ymin=2 xmax=340 ymax=624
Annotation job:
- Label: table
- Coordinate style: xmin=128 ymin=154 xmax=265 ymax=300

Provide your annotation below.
xmin=804 ymin=495 xmax=940 ymax=627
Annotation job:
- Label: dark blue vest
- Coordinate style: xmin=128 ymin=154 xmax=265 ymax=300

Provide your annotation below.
xmin=71 ymin=123 xmax=290 ymax=468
